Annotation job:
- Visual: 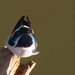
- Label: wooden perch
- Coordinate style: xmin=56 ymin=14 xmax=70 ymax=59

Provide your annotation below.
xmin=0 ymin=46 xmax=36 ymax=75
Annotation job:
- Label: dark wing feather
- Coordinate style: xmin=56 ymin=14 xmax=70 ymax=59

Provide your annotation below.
xmin=12 ymin=16 xmax=25 ymax=33
xmin=16 ymin=34 xmax=33 ymax=47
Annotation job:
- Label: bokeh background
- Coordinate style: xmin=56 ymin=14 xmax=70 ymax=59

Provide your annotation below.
xmin=0 ymin=0 xmax=75 ymax=75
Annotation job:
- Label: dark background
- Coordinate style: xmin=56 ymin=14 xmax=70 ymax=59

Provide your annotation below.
xmin=0 ymin=0 xmax=75 ymax=75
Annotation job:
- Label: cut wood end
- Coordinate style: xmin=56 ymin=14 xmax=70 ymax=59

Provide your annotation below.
xmin=15 ymin=60 xmax=36 ymax=75
xmin=25 ymin=60 xmax=36 ymax=75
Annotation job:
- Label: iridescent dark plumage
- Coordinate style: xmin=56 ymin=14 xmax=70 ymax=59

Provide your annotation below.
xmin=8 ymin=16 xmax=34 ymax=47
xmin=6 ymin=16 xmax=39 ymax=57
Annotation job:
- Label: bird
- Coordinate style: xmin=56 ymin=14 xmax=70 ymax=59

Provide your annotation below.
xmin=5 ymin=16 xmax=39 ymax=58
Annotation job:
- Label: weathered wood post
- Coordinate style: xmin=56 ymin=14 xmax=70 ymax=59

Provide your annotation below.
xmin=0 ymin=46 xmax=36 ymax=75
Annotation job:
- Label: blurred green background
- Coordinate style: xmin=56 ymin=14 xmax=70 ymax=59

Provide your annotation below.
xmin=0 ymin=0 xmax=75 ymax=75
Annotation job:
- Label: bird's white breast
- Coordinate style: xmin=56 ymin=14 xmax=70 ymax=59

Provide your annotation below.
xmin=6 ymin=36 xmax=36 ymax=57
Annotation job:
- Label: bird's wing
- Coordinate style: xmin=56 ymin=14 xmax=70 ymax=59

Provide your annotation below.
xmin=16 ymin=34 xmax=33 ymax=47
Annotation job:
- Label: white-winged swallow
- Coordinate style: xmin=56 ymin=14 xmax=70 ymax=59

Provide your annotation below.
xmin=6 ymin=16 xmax=39 ymax=58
